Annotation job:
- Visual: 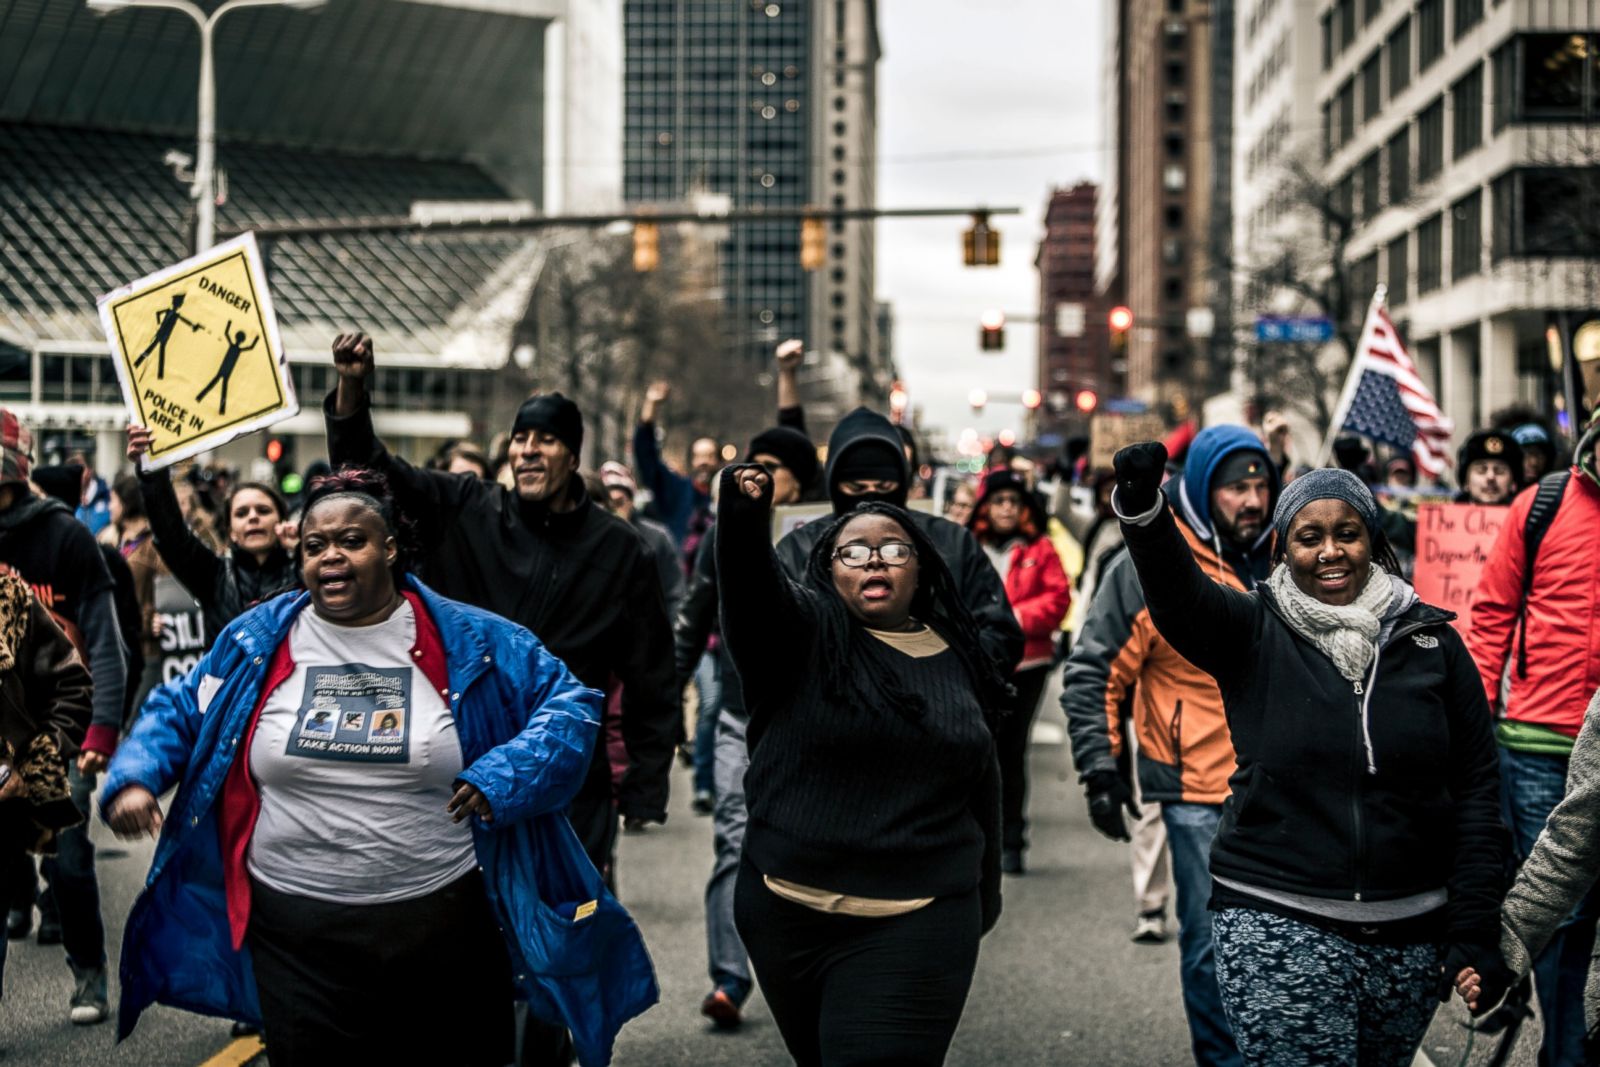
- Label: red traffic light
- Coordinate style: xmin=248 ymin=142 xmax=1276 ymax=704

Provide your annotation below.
xmin=1108 ymin=306 xmax=1133 ymax=333
xmin=1021 ymin=389 xmax=1043 ymax=410
xmin=1075 ymin=389 xmax=1099 ymax=413
xmin=265 ymin=438 xmax=284 ymax=464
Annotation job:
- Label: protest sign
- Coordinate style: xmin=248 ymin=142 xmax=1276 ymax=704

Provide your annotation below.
xmin=1089 ymin=413 xmax=1166 ymax=471
xmin=153 ymin=574 xmax=208 ymax=684
xmin=98 ymin=233 xmax=297 ymax=471
xmin=1413 ymin=503 xmax=1507 ymax=638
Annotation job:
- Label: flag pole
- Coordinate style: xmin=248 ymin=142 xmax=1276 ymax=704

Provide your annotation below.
xmin=1315 ymin=284 xmax=1387 ymax=468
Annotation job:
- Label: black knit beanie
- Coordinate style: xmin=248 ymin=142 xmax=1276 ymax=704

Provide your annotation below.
xmin=512 ymin=393 xmax=583 ymax=458
xmin=746 ymin=426 xmax=820 ymax=490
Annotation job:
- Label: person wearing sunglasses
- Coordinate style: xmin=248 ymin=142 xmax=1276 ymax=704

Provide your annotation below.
xmin=715 ymin=461 xmax=1009 ymax=1066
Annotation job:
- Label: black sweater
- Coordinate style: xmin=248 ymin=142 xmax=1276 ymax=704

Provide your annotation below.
xmin=1120 ymin=499 xmax=1506 ymax=945
xmin=716 ymin=481 xmax=1002 ymax=926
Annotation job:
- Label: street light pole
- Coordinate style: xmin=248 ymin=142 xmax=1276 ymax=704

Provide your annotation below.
xmin=86 ymin=0 xmax=324 ymax=254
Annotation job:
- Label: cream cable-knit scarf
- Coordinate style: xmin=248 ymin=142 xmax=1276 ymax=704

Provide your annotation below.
xmin=1266 ymin=563 xmax=1393 ymax=681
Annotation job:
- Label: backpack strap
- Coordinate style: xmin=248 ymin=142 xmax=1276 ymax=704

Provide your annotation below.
xmin=1516 ymin=470 xmax=1571 ymax=677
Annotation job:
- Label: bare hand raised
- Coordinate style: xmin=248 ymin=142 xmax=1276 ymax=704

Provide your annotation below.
xmin=126 ymin=424 xmax=153 ymax=461
xmin=331 ymin=332 xmax=375 ymax=383
xmin=775 ymin=339 xmax=804 ymax=370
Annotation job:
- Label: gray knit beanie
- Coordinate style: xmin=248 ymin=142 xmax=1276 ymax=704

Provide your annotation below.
xmin=1272 ymin=468 xmax=1381 ymax=544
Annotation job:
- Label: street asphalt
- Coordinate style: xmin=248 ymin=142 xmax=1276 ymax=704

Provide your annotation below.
xmin=0 ymin=674 xmax=1542 ymax=1065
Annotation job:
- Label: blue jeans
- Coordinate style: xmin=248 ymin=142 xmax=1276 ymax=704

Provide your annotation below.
xmin=705 ymin=708 xmax=752 ymax=1003
xmin=692 ymin=653 xmax=721 ymax=798
xmin=39 ymin=766 xmax=106 ymax=973
xmin=1500 ymin=746 xmax=1600 ymax=1067
xmin=1162 ymin=802 xmax=1243 ymax=1067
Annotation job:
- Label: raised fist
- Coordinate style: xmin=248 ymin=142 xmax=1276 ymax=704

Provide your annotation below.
xmin=331 ymin=332 xmax=375 ymax=383
xmin=775 ymin=339 xmax=804 ymax=370
xmin=722 ymin=464 xmax=774 ymax=510
xmin=1112 ymin=441 xmax=1169 ymax=516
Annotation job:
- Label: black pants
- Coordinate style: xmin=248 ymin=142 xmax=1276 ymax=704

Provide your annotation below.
xmin=734 ymin=860 xmax=981 ymax=1067
xmin=247 ymin=870 xmax=514 ymax=1067
xmin=568 ymin=750 xmax=619 ymax=893
xmin=998 ymin=665 xmax=1051 ymax=852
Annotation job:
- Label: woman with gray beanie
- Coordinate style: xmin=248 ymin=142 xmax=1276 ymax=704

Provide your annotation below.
xmin=1109 ymin=441 xmax=1510 ymax=1067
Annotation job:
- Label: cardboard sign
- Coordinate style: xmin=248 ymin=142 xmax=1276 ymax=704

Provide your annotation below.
xmin=153 ymin=574 xmax=208 ymax=683
xmin=770 ymin=499 xmax=936 ymax=545
xmin=1413 ymin=503 xmax=1507 ymax=637
xmin=98 ymin=233 xmax=297 ymax=471
xmin=1089 ymin=413 xmax=1166 ymax=472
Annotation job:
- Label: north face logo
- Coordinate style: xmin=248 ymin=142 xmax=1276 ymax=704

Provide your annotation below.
xmin=1412 ymin=633 xmax=1439 ymax=649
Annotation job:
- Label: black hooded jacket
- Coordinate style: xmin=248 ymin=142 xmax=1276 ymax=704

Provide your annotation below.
xmin=325 ymin=392 xmax=678 ymax=822
xmin=774 ymin=408 xmax=1023 ymax=677
xmin=140 ymin=468 xmax=299 ymax=644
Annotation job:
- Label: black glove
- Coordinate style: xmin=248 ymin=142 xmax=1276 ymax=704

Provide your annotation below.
xmin=1112 ymin=441 xmax=1170 ymax=516
xmin=719 ymin=463 xmax=774 ymax=511
xmin=1438 ymin=942 xmax=1516 ymax=1016
xmin=1085 ymin=769 xmax=1140 ymax=843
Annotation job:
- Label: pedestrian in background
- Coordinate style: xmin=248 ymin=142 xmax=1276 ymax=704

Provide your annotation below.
xmin=101 ymin=468 xmax=655 ymax=1066
xmin=1113 ymin=444 xmax=1506 ymax=1067
xmin=717 ymin=462 xmax=1006 ymax=1066
xmin=1467 ymin=412 xmax=1600 ymax=1066
xmin=1455 ymin=429 xmax=1523 ymax=507
xmin=968 ymin=467 xmax=1070 ymax=875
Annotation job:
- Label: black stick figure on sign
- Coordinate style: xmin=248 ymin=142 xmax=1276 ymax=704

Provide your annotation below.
xmin=132 ymin=294 xmax=202 ymax=380
xmin=195 ymin=320 xmax=257 ymax=416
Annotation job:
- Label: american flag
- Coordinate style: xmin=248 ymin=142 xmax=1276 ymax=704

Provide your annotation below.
xmin=1332 ymin=292 xmax=1453 ymax=476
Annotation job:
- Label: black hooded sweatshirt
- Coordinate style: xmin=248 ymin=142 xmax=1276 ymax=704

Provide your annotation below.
xmin=325 ymin=391 xmax=678 ymax=823
xmin=774 ymin=408 xmax=1023 ymax=677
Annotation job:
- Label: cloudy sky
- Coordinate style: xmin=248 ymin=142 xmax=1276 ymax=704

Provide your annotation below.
xmin=877 ymin=0 xmax=1104 ymax=451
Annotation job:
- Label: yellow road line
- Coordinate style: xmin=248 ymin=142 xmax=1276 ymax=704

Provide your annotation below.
xmin=199 ymin=1035 xmax=265 ymax=1067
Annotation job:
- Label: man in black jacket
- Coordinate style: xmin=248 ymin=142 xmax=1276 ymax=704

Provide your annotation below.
xmin=0 ymin=414 xmax=125 ymax=1027
xmin=324 ymin=333 xmax=678 ymax=886
xmin=774 ymin=407 xmax=1023 ymax=678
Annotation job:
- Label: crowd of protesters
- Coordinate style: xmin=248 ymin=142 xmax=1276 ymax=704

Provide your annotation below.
xmin=0 ymin=326 xmax=1599 ymax=1067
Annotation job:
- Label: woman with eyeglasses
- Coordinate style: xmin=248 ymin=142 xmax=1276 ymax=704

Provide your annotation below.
xmin=716 ymin=462 xmax=1010 ymax=1066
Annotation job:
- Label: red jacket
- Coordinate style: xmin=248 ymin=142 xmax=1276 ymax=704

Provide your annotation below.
xmin=1469 ymin=466 xmax=1600 ymax=735
xmin=1000 ymin=537 xmax=1072 ymax=669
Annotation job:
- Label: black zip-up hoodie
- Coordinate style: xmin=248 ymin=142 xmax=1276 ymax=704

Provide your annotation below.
xmin=1119 ymin=497 xmax=1506 ymax=945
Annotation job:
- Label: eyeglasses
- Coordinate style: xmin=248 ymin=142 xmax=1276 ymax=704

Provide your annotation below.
xmin=833 ymin=541 xmax=916 ymax=568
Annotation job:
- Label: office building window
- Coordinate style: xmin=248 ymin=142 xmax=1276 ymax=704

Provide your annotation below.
xmin=1338 ymin=78 xmax=1356 ymax=146
xmin=1418 ymin=0 xmax=1444 ymax=71
xmin=1513 ymin=34 xmax=1600 ymax=121
xmin=1387 ymin=127 xmax=1411 ymax=203
xmin=1451 ymin=189 xmax=1482 ymax=279
xmin=1417 ymin=213 xmax=1443 ymax=292
xmin=1363 ymin=0 xmax=1382 ymax=25
xmin=1454 ymin=0 xmax=1483 ymax=39
xmin=1351 ymin=251 xmax=1379 ymax=306
xmin=1498 ymin=168 xmax=1600 ymax=255
xmin=1362 ymin=52 xmax=1383 ymax=121
xmin=1360 ymin=149 xmax=1383 ymax=218
xmin=1338 ymin=0 xmax=1356 ymax=52
xmin=1388 ymin=18 xmax=1411 ymax=98
xmin=1321 ymin=11 xmax=1334 ymax=70
xmin=1452 ymin=64 xmax=1483 ymax=158
xmin=1417 ymin=97 xmax=1444 ymax=182
xmin=1386 ymin=233 xmax=1409 ymax=305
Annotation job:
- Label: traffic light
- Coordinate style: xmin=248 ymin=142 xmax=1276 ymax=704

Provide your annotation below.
xmin=800 ymin=215 xmax=826 ymax=271
xmin=1021 ymin=388 xmax=1043 ymax=410
xmin=1108 ymin=305 xmax=1134 ymax=334
xmin=979 ymin=309 xmax=1005 ymax=351
xmin=963 ymin=213 xmax=1001 ymax=267
xmin=265 ymin=436 xmax=297 ymax=495
xmin=1075 ymin=389 xmax=1099 ymax=414
xmin=632 ymin=222 xmax=660 ymax=272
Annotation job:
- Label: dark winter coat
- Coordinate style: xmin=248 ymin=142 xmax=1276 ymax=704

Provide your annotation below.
xmin=140 ymin=469 xmax=299 ymax=644
xmin=1120 ymin=499 xmax=1506 ymax=945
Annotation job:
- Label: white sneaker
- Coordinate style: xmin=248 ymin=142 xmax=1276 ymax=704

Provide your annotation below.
xmin=68 ymin=963 xmax=109 ymax=1025
xmin=1131 ymin=913 xmax=1168 ymax=944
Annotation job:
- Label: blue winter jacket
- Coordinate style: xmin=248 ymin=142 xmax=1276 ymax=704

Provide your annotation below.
xmin=99 ymin=577 xmax=659 ymax=1066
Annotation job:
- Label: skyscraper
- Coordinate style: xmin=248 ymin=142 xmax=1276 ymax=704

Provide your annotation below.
xmin=623 ymin=0 xmax=887 ymax=425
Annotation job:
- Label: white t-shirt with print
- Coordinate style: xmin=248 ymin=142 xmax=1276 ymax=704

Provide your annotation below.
xmin=247 ymin=600 xmax=476 ymax=903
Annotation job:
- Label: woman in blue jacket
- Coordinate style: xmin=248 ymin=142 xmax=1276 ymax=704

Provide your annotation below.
xmin=100 ymin=469 xmax=657 ymax=1067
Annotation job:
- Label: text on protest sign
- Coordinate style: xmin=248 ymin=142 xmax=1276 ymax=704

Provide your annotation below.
xmin=1412 ymin=503 xmax=1506 ymax=638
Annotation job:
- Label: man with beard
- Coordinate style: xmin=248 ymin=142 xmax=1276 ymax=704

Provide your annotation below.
xmin=1062 ymin=425 xmax=1280 ymax=1067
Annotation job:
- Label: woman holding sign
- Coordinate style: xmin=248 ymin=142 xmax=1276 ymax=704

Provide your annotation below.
xmin=126 ymin=425 xmax=298 ymax=644
xmin=97 ymin=468 xmax=656 ymax=1067
xmin=1108 ymin=444 xmax=1510 ymax=1067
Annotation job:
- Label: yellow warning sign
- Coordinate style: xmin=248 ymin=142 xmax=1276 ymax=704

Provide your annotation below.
xmin=97 ymin=233 xmax=298 ymax=471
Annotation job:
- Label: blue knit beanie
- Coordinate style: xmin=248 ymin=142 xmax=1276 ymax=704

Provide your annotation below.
xmin=1272 ymin=468 xmax=1381 ymax=544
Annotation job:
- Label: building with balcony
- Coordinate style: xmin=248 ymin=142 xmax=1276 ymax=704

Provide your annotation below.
xmin=1316 ymin=0 xmax=1600 ymax=434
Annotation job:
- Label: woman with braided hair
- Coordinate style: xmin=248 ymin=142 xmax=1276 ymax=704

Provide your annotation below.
xmin=99 ymin=467 xmax=657 ymax=1067
xmin=1109 ymin=442 xmax=1510 ymax=1067
xmin=716 ymin=462 xmax=1007 ymax=1067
